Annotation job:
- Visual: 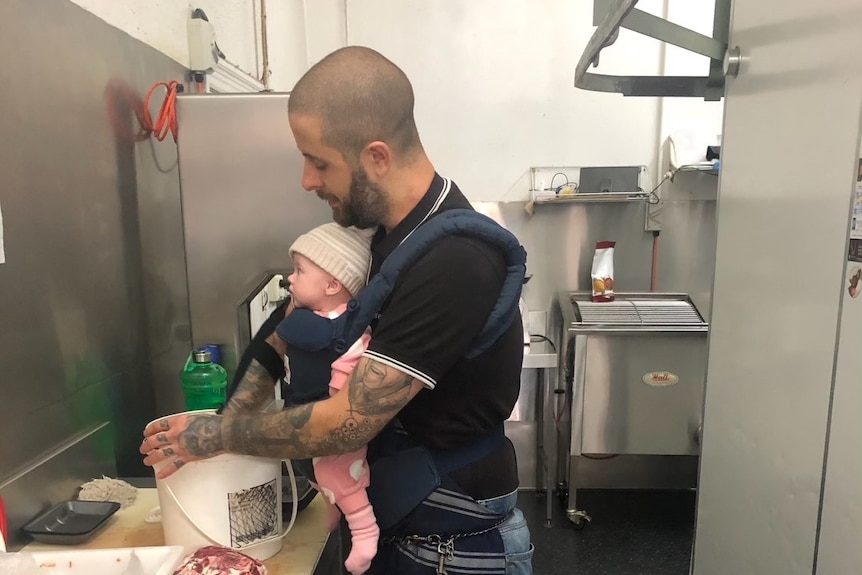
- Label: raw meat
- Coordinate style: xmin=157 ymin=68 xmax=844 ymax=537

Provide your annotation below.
xmin=172 ymin=546 xmax=267 ymax=575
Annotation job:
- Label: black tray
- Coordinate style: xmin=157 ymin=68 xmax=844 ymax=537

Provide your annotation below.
xmin=22 ymin=500 xmax=121 ymax=544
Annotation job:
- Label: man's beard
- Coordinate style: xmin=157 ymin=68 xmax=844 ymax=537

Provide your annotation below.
xmin=317 ymin=167 xmax=387 ymax=229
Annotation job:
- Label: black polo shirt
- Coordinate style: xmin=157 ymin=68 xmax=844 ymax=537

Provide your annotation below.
xmin=364 ymin=173 xmax=524 ymax=499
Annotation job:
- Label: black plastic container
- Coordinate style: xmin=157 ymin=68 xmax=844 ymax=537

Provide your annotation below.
xmin=22 ymin=500 xmax=121 ymax=544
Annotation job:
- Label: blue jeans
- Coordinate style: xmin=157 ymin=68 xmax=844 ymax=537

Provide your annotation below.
xmin=477 ymin=490 xmax=534 ymax=575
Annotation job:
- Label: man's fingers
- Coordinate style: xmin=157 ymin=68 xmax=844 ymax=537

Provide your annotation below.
xmin=142 ymin=446 xmax=182 ymax=468
xmin=142 ymin=447 xmax=165 ymax=466
xmin=139 ymin=434 xmax=166 ymax=454
xmin=140 ymin=414 xmax=195 ymax=478
xmin=155 ymin=458 xmax=185 ymax=480
xmin=143 ymin=417 xmax=171 ymax=438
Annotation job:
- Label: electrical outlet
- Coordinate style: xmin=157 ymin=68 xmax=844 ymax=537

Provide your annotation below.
xmin=265 ymin=274 xmax=287 ymax=303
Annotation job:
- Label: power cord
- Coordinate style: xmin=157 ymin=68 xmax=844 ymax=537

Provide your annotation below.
xmin=538 ymin=172 xmax=578 ymax=195
xmin=529 ymin=334 xmax=557 ymax=353
xmin=648 ymin=162 xmax=719 ymax=201
xmin=143 ymin=80 xmax=183 ymax=142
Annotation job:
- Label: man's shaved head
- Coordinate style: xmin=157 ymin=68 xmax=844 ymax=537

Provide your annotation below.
xmin=288 ymin=46 xmax=421 ymax=162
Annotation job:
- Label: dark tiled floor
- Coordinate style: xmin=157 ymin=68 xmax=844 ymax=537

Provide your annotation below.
xmin=518 ymin=489 xmax=696 ymax=575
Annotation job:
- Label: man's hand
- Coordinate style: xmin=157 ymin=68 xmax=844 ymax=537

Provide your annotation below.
xmin=140 ymin=412 xmax=225 ymax=479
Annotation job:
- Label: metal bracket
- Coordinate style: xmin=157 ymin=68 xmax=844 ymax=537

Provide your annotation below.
xmin=575 ymin=0 xmax=731 ymax=100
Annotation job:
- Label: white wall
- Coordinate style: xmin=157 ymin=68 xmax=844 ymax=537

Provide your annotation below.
xmin=345 ymin=0 xmax=723 ymax=202
xmin=264 ymin=0 xmax=312 ymax=91
xmin=67 ymin=0 xmax=723 ymax=198
xmin=346 ymin=0 xmax=663 ymax=201
xmin=68 ymin=0 xmax=309 ymax=91
xmin=660 ymin=0 xmax=725 ymax=169
xmin=304 ymin=0 xmax=347 ymax=66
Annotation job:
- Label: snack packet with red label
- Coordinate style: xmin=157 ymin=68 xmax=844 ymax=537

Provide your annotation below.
xmin=591 ymin=241 xmax=616 ymax=302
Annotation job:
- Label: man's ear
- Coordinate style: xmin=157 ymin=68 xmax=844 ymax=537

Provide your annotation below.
xmin=360 ymin=140 xmax=392 ymax=179
xmin=325 ymin=277 xmax=344 ymax=296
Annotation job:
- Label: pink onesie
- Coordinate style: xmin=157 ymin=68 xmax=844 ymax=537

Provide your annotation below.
xmin=310 ymin=305 xmax=377 ymax=575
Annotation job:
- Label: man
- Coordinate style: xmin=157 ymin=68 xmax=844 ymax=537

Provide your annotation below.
xmin=141 ymin=46 xmax=532 ymax=574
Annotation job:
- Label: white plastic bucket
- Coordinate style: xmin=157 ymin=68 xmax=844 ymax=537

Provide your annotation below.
xmin=149 ymin=412 xmax=284 ymax=561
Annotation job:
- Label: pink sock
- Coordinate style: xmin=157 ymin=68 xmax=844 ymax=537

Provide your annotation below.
xmin=343 ymin=506 xmax=380 ymax=575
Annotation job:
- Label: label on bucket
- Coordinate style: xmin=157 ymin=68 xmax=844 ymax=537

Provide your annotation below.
xmin=228 ymin=479 xmax=279 ymax=547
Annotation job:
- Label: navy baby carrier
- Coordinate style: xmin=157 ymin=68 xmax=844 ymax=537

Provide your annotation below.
xmin=277 ymin=209 xmax=526 ymax=359
xmin=277 ymin=208 xmax=527 ymax=574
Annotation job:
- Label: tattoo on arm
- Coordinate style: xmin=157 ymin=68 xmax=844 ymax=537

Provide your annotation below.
xmin=223 ymin=360 xmax=277 ymax=414
xmin=347 ymin=360 xmax=414 ymax=416
xmin=221 ymin=358 xmax=419 ymax=459
xmin=223 ymin=403 xmax=318 ymax=458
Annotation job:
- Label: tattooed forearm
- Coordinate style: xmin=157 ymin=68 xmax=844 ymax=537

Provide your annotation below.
xmin=219 ymin=358 xmax=421 ymax=459
xmin=222 ymin=403 xmax=341 ymax=458
xmin=223 ymin=360 xmax=277 ymax=414
xmin=347 ymin=361 xmax=414 ymax=416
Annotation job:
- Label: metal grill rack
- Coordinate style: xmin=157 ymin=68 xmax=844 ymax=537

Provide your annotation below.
xmin=569 ymin=293 xmax=708 ymax=332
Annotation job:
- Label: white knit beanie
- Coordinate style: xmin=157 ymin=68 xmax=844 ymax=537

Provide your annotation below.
xmin=289 ymin=223 xmax=374 ymax=297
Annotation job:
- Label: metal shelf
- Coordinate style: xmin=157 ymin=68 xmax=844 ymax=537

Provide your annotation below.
xmin=532 ymin=191 xmax=653 ymax=205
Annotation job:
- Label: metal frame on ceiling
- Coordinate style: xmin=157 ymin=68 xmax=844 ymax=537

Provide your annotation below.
xmin=574 ymin=0 xmax=732 ymax=101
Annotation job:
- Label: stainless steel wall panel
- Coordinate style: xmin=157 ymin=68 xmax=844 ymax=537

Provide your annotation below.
xmin=0 ymin=0 xmax=185 ymax=526
xmin=174 ymin=94 xmax=332 ymax=381
xmin=654 ymin=176 xmax=718 ymax=321
xmin=474 ymin=195 xmax=717 ymax=322
xmin=0 ymin=424 xmax=116 ymax=551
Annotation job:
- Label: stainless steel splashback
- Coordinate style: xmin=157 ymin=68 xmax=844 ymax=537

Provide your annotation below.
xmin=473 ymin=171 xmax=717 ymax=325
xmin=0 ymin=0 xmax=186 ymax=549
xmin=173 ymin=94 xmax=332 ymax=390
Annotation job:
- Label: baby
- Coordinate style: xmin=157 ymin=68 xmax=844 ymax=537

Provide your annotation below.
xmin=284 ymin=222 xmax=377 ymax=575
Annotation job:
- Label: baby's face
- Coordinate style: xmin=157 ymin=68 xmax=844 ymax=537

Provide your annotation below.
xmin=286 ymin=253 xmax=334 ymax=309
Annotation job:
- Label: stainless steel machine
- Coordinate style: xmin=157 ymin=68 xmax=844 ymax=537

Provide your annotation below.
xmin=554 ymin=291 xmax=709 ymax=527
xmin=173 ymin=93 xmax=332 ymax=382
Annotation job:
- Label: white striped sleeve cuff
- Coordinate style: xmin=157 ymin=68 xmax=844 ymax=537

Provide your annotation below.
xmin=362 ymin=350 xmax=437 ymax=390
